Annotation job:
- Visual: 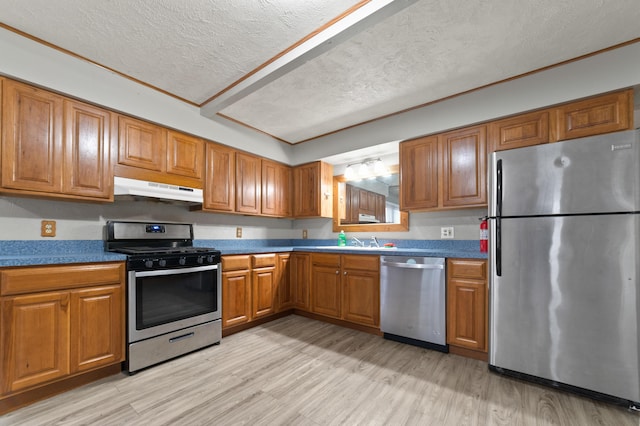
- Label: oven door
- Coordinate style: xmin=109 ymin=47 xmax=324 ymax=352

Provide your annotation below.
xmin=128 ymin=264 xmax=221 ymax=343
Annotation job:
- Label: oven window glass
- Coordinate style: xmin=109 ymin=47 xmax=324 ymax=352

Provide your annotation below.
xmin=136 ymin=269 xmax=217 ymax=329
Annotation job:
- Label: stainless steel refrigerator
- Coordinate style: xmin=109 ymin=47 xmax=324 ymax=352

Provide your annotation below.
xmin=488 ymin=129 xmax=640 ymax=408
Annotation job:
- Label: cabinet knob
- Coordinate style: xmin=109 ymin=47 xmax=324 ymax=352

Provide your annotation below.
xmin=344 ymin=271 xmax=347 ymax=275
xmin=335 ymin=270 xmax=339 ymax=275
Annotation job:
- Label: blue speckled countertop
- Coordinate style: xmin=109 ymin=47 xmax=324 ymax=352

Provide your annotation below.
xmin=0 ymin=239 xmax=485 ymax=267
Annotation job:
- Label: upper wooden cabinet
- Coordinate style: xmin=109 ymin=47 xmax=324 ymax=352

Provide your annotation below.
xmin=116 ymin=115 xmax=204 ymax=188
xmin=203 ymin=142 xmax=235 ymax=212
xmin=262 ymin=159 xmax=292 ymax=218
xmin=400 ymin=136 xmax=439 ymax=210
xmin=489 ymin=110 xmax=550 ymax=152
xmin=441 ymin=125 xmax=487 ymax=208
xmin=1 ymin=80 xmax=114 ymax=201
xmin=551 ymin=89 xmax=633 ymax=142
xmin=235 ymin=152 xmax=261 ymax=215
xmin=400 ymin=127 xmax=486 ymax=211
xmin=293 ymin=161 xmax=333 ymax=218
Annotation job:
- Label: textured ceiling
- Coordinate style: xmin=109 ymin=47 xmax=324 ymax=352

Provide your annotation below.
xmin=1 ymin=0 xmax=639 ymax=145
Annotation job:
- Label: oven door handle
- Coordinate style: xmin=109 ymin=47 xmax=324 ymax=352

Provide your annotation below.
xmin=134 ymin=264 xmax=218 ymax=278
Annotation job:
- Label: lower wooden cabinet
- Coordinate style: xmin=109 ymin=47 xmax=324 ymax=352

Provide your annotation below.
xmin=251 ymin=254 xmax=277 ymax=319
xmin=446 ymin=259 xmax=488 ymax=356
xmin=291 ymin=253 xmax=310 ymax=310
xmin=310 ymin=253 xmax=380 ymax=327
xmin=221 ymin=255 xmax=252 ymax=328
xmin=275 ymin=253 xmax=293 ymax=311
xmin=0 ymin=262 xmax=125 ymax=406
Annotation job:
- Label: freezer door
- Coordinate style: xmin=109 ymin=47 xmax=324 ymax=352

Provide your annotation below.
xmin=489 ymin=129 xmax=640 ymax=217
xmin=489 ymin=214 xmax=640 ymax=402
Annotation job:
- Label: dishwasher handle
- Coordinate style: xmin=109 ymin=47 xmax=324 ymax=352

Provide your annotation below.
xmin=380 ymin=261 xmax=444 ymax=270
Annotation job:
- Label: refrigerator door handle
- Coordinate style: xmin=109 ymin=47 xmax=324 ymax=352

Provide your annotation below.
xmin=496 ymin=159 xmax=503 ymax=217
xmin=495 ymin=159 xmax=502 ymax=276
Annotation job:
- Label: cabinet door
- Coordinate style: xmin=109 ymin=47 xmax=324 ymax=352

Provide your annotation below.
xmin=489 ymin=110 xmax=550 ymax=152
xmin=166 ymin=130 xmax=203 ymax=180
xmin=446 ymin=278 xmax=487 ymax=351
xmin=278 ymin=164 xmax=293 ymax=217
xmin=311 ymin=264 xmax=341 ymax=319
xmin=399 ymin=136 xmax=438 ymax=210
xmin=342 ymin=268 xmax=380 ymax=327
xmin=63 ymin=99 xmax=114 ymax=199
xmin=375 ymin=193 xmax=386 ymax=223
xmin=117 ymin=115 xmax=165 ymax=172
xmin=2 ymin=80 xmax=63 ymax=193
xmin=70 ymin=285 xmax=124 ymax=373
xmin=1 ymin=292 xmax=70 ymax=393
xmin=203 ymin=142 xmax=235 ymax=212
xmin=292 ymin=253 xmax=310 ymax=310
xmin=262 ymin=160 xmax=292 ymax=217
xmin=293 ymin=162 xmax=333 ymax=218
xmin=441 ymin=125 xmax=487 ymax=207
xmin=552 ymin=89 xmax=633 ymax=141
xmin=252 ymin=267 xmax=276 ymax=319
xmin=221 ymin=270 xmax=251 ymax=328
xmin=235 ymin=152 xmax=261 ymax=214
xmin=276 ymin=253 xmax=293 ymax=311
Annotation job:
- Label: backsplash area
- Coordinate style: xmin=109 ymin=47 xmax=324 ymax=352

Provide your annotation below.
xmin=0 ymin=196 xmax=484 ymax=241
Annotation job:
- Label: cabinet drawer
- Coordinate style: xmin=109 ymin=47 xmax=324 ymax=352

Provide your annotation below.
xmin=342 ymin=254 xmax=379 ymax=271
xmin=252 ymin=253 xmax=276 ymax=268
xmin=447 ymin=259 xmax=486 ymax=280
xmin=222 ymin=255 xmax=251 ymax=271
xmin=0 ymin=263 xmax=124 ymax=296
xmin=311 ymin=253 xmax=340 ymax=267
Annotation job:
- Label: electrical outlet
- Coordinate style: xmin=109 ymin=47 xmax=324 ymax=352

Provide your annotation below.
xmin=236 ymin=227 xmax=242 ymax=238
xmin=440 ymin=226 xmax=454 ymax=239
xmin=41 ymin=220 xmax=56 ymax=237
xmin=302 ymin=229 xmax=308 ymax=239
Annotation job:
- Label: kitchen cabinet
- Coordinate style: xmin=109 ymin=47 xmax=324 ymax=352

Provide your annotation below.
xmin=116 ymin=115 xmax=204 ymax=188
xmin=446 ymin=259 xmax=488 ymax=359
xmin=551 ymin=89 xmax=633 ymax=142
xmin=310 ymin=253 xmax=380 ymax=327
xmin=441 ymin=125 xmax=487 ymax=208
xmin=262 ymin=159 xmax=292 ymax=217
xmin=399 ymin=136 xmax=439 ymax=210
xmin=400 ymin=126 xmax=486 ymax=211
xmin=1 ymin=80 xmax=114 ymax=201
xmin=276 ymin=253 xmax=293 ymax=311
xmin=0 ymin=262 xmax=124 ymax=403
xmin=251 ymin=254 xmax=276 ymax=319
xmin=489 ymin=110 xmax=550 ymax=152
xmin=291 ymin=253 xmax=311 ymax=310
xmin=221 ymin=255 xmax=251 ymax=328
xmin=235 ymin=152 xmax=261 ymax=215
xmin=293 ymin=161 xmax=333 ymax=218
xmin=343 ymin=185 xmax=386 ymax=224
xmin=203 ymin=142 xmax=235 ymax=212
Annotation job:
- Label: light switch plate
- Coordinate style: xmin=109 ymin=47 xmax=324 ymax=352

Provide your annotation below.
xmin=236 ymin=227 xmax=242 ymax=238
xmin=302 ymin=229 xmax=308 ymax=239
xmin=440 ymin=226 xmax=454 ymax=239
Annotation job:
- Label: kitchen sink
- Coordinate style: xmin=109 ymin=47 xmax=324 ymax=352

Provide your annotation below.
xmin=322 ymin=246 xmax=398 ymax=250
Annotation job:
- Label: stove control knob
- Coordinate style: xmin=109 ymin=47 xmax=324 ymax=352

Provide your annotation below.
xmin=207 ymin=255 xmax=215 ymax=263
xmin=144 ymin=259 xmax=154 ymax=268
xmin=197 ymin=256 xmax=204 ymax=264
xmin=179 ymin=257 xmax=187 ymax=266
xmin=158 ymin=259 xmax=167 ymax=267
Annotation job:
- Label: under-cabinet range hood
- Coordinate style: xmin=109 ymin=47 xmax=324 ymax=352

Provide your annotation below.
xmin=113 ymin=176 xmax=203 ymax=204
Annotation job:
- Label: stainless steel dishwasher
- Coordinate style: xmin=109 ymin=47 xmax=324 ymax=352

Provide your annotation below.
xmin=380 ymin=256 xmax=447 ymax=352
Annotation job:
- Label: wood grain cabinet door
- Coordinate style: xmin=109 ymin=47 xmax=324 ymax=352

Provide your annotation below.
xmin=166 ymin=130 xmax=204 ymax=180
xmin=63 ymin=99 xmax=114 ymax=199
xmin=311 ymin=264 xmax=341 ymax=319
xmin=1 ymin=292 xmax=70 ymax=393
xmin=252 ymin=267 xmax=276 ymax=319
xmin=262 ymin=160 xmax=292 ymax=217
xmin=489 ymin=110 xmax=550 ymax=152
xmin=446 ymin=279 xmax=487 ymax=351
xmin=441 ymin=125 xmax=487 ymax=208
xmin=552 ymin=89 xmax=633 ymax=141
xmin=342 ymin=269 xmax=379 ymax=326
xmin=117 ymin=115 xmax=165 ymax=172
xmin=2 ymin=80 xmax=63 ymax=193
xmin=70 ymin=285 xmax=124 ymax=373
xmin=291 ymin=253 xmax=310 ymax=310
xmin=221 ymin=270 xmax=251 ymax=328
xmin=235 ymin=152 xmax=261 ymax=215
xmin=203 ymin=142 xmax=235 ymax=212
xmin=399 ymin=136 xmax=438 ymax=210
xmin=276 ymin=253 xmax=293 ymax=311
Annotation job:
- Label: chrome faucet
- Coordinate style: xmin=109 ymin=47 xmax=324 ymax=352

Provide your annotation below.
xmin=351 ymin=237 xmax=365 ymax=247
xmin=370 ymin=236 xmax=380 ymax=248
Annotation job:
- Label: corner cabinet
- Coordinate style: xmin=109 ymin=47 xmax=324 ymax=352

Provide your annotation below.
xmin=446 ymin=258 xmax=488 ymax=360
xmin=0 ymin=262 xmax=125 ymax=412
xmin=293 ymin=161 xmax=333 ymax=218
xmin=1 ymin=80 xmax=114 ymax=201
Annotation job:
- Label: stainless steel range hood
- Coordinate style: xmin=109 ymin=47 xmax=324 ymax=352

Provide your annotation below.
xmin=113 ymin=176 xmax=203 ymax=204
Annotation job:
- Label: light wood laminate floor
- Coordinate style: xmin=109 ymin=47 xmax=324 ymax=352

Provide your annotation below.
xmin=2 ymin=315 xmax=638 ymax=425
